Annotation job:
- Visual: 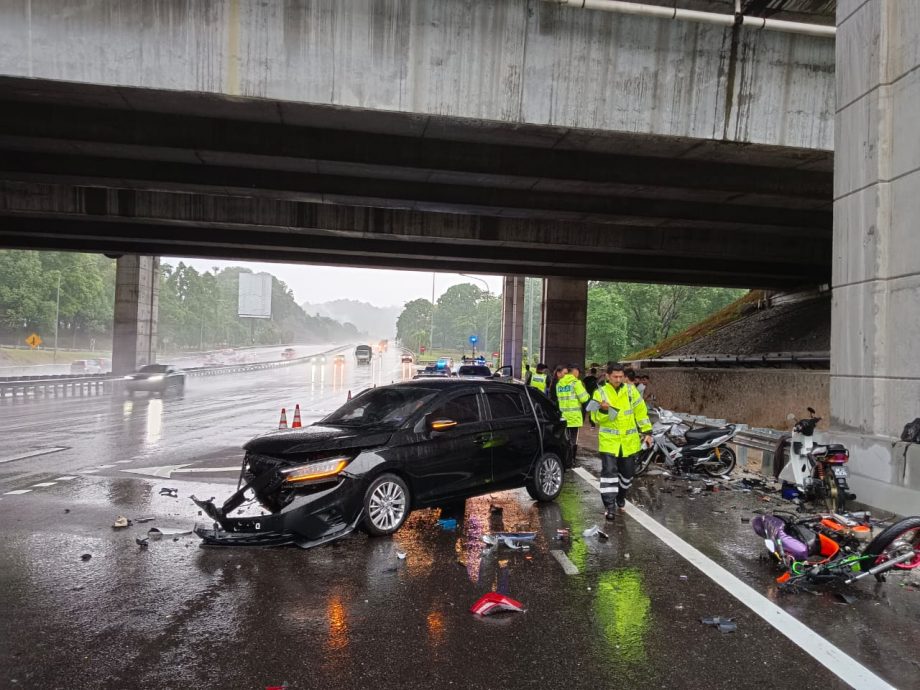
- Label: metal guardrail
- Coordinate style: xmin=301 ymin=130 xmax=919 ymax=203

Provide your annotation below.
xmin=669 ymin=410 xmax=788 ymax=472
xmin=0 ymin=346 xmax=348 ymax=401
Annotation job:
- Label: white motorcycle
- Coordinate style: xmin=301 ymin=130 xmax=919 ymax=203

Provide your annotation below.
xmin=635 ymin=407 xmax=737 ymax=477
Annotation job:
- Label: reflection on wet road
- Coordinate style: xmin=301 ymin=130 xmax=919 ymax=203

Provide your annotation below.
xmin=0 ymin=350 xmax=916 ymax=689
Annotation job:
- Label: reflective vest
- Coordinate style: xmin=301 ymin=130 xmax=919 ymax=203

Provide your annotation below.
xmin=591 ymin=382 xmax=652 ymax=456
xmin=529 ymin=372 xmax=548 ymax=393
xmin=556 ymin=374 xmax=590 ymax=428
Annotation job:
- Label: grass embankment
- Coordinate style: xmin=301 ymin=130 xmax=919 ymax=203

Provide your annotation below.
xmin=0 ymin=346 xmax=110 ymax=365
xmin=627 ymin=290 xmax=766 ymax=360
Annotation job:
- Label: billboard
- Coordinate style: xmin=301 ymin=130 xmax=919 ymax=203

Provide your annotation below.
xmin=238 ymin=272 xmax=273 ymax=319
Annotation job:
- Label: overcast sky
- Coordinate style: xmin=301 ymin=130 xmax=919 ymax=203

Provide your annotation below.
xmin=168 ymin=257 xmax=505 ymax=308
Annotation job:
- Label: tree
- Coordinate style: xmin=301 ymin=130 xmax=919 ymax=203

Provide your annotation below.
xmin=396 ymin=298 xmax=433 ymax=350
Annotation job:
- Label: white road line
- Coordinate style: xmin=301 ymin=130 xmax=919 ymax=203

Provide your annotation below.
xmin=54 ymin=476 xmax=77 ymax=481
xmin=572 ymin=466 xmax=893 ymax=690
xmin=550 ymin=549 xmax=579 ymax=575
xmin=81 ymin=469 xmax=99 ymax=474
xmin=0 ymin=446 xmax=69 ymax=465
xmin=115 ymin=460 xmax=133 ymax=464
xmin=4 ymin=489 xmax=32 ymax=495
xmin=30 ymin=482 xmax=57 ymax=488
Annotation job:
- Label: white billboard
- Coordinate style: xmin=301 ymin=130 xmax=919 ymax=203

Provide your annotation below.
xmin=238 ymin=272 xmax=273 ymax=319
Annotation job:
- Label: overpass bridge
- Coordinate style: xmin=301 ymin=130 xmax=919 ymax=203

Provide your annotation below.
xmin=0 ymin=1 xmax=917 ymax=510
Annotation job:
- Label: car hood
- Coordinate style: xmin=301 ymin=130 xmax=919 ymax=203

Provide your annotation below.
xmin=243 ymin=424 xmax=393 ymax=458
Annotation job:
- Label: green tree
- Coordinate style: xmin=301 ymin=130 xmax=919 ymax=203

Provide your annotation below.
xmin=396 ymin=298 xmax=433 ymax=351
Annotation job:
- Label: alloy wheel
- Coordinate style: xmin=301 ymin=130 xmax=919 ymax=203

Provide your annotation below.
xmin=538 ymin=456 xmax=562 ymax=496
xmin=368 ymin=481 xmax=407 ymax=532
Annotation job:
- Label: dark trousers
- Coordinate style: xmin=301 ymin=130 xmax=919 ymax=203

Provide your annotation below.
xmin=599 ymin=451 xmax=637 ymax=509
xmin=566 ymin=427 xmax=579 ymax=459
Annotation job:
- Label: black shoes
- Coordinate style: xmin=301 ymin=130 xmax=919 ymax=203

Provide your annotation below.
xmin=616 ymin=497 xmax=626 ymax=511
xmin=604 ymin=510 xmax=616 ymax=521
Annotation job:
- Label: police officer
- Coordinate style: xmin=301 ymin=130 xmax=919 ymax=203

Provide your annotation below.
xmin=528 ymin=363 xmax=548 ymax=394
xmin=591 ymin=363 xmax=652 ymax=521
xmin=556 ymin=363 xmax=590 ymax=458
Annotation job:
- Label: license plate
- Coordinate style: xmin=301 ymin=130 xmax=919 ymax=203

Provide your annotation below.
xmin=832 ymin=466 xmax=849 ymax=478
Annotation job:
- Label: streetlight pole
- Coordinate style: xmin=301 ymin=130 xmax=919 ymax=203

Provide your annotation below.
xmin=53 ymin=271 xmax=61 ymax=364
xmin=429 ymin=272 xmax=435 ymax=354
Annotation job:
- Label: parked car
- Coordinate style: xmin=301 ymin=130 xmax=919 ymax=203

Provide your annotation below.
xmin=193 ymin=379 xmax=572 ymax=547
xmin=457 ymin=364 xmax=493 ymax=379
xmin=123 ymin=364 xmax=185 ymax=395
xmin=70 ymin=359 xmax=105 ymax=375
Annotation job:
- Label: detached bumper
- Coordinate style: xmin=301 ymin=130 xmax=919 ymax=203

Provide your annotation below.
xmin=191 ymin=471 xmax=365 ymax=549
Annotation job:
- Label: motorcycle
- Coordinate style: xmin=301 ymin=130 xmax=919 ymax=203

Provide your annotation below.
xmin=753 ymin=511 xmax=920 ymax=589
xmin=775 ymin=407 xmax=855 ymax=512
xmin=635 ymin=406 xmax=738 ymax=478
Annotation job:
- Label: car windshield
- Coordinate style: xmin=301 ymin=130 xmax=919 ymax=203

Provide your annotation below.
xmin=138 ymin=364 xmax=168 ymax=373
xmin=458 ymin=365 xmax=491 ymax=377
xmin=322 ymin=386 xmax=438 ymax=428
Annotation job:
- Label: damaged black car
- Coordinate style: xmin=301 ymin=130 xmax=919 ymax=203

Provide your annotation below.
xmin=193 ymin=379 xmax=571 ymax=548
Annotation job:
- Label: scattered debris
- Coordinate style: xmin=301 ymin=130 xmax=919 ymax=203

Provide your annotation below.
xmin=148 ymin=527 xmax=192 ymax=539
xmin=64 ymin=509 xmax=70 ymax=513
xmin=112 ymin=516 xmax=130 ymax=529
xmin=489 ymin=504 xmax=503 ymax=515
xmin=679 ymin=575 xmax=689 ymax=582
xmin=741 ymin=516 xmax=751 ymax=523
xmin=158 ymin=487 xmax=178 ymax=498
xmin=701 ymin=616 xmax=737 ymax=633
xmin=80 ymin=553 xmax=92 ymax=561
xmin=396 ymin=551 xmax=407 ymax=560
xmin=582 ymin=525 xmax=609 ymax=540
xmin=134 ymin=516 xmax=156 ymax=524
xmin=554 ymin=528 xmax=571 ymax=540
xmin=437 ymin=518 xmax=458 ymax=531
xmin=136 ymin=537 xmax=149 ymax=549
xmin=469 ymin=592 xmax=527 ymax=616
xmin=835 ymin=592 xmax=857 ymax=605
xmin=482 ymin=532 xmax=536 ymax=550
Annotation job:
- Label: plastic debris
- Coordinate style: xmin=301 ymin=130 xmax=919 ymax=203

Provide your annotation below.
xmin=80 ymin=553 xmax=92 ymax=561
xmin=555 ymin=528 xmax=571 ymax=540
xmin=136 ymin=537 xmax=149 ymax=549
xmin=112 ymin=516 xmax=130 ymax=529
xmin=469 ymin=592 xmax=527 ymax=616
xmin=437 ymin=518 xmax=458 ymax=531
xmin=148 ymin=527 xmax=192 ymax=539
xmin=135 ymin=516 xmax=156 ymax=523
xmin=701 ymin=616 xmax=737 ymax=633
xmin=679 ymin=575 xmax=689 ymax=581
xmin=835 ymin=592 xmax=857 ymax=605
xmin=582 ymin=525 xmax=609 ymax=540
xmin=482 ymin=532 xmax=537 ymax=549
xmin=396 ymin=551 xmax=407 ymax=560
xmin=159 ymin=487 xmax=178 ymax=498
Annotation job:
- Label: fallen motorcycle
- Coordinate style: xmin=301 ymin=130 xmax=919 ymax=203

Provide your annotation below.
xmin=752 ymin=511 xmax=920 ymax=589
xmin=635 ymin=406 xmax=737 ymax=477
xmin=774 ymin=407 xmax=855 ymax=512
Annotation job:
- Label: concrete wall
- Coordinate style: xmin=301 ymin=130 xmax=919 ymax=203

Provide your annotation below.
xmin=541 ymin=278 xmax=587 ymax=370
xmin=112 ymin=255 xmax=158 ymax=375
xmin=0 ymin=0 xmax=834 ymax=148
xmin=830 ymin=1 xmax=920 ymax=515
xmin=640 ymin=367 xmax=829 ymax=431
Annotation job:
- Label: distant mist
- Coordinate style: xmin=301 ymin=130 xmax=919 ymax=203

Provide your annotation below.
xmin=301 ymin=299 xmax=400 ymax=340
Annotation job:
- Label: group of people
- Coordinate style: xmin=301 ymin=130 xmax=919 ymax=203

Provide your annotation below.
xmin=524 ymin=362 xmax=653 ymax=522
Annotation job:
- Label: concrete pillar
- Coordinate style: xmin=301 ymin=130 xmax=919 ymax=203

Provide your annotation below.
xmin=112 ymin=255 xmax=159 ymax=375
xmin=500 ymin=276 xmax=525 ymax=379
xmin=540 ymin=278 xmax=587 ymax=370
xmin=830 ymin=1 xmax=920 ymax=514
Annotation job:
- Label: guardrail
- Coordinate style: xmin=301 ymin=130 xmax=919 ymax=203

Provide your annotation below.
xmin=0 ymin=346 xmax=349 ymax=401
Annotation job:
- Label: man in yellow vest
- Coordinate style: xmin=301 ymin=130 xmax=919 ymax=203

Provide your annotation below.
xmin=556 ymin=363 xmax=590 ymax=458
xmin=528 ymin=363 xmax=548 ymax=394
xmin=590 ymin=363 xmax=653 ymax=521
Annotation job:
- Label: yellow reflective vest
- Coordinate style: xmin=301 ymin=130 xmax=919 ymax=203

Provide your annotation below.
xmin=590 ymin=382 xmax=652 ymax=456
xmin=556 ymin=373 xmax=590 ymax=428
xmin=529 ymin=372 xmax=548 ymax=393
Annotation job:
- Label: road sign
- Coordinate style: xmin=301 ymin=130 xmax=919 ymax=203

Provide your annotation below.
xmin=469 ymin=335 xmax=478 ymax=345
xmin=492 ymin=352 xmax=499 ymax=358
xmin=25 ymin=333 xmax=42 ymax=349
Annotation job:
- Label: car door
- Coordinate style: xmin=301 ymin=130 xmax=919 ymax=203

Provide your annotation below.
xmin=408 ymin=390 xmax=494 ymax=505
xmin=485 ymin=388 xmax=541 ymax=490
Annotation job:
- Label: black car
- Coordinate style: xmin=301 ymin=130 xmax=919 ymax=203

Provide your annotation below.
xmin=193 ymin=379 xmax=571 ymax=548
xmin=123 ymin=364 xmax=185 ymax=395
xmin=456 ymin=364 xmax=493 ymax=379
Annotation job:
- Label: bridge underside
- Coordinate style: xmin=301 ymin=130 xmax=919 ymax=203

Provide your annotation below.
xmin=0 ymin=77 xmax=831 ymax=288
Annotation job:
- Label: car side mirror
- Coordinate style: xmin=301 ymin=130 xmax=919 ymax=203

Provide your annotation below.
xmin=430 ymin=418 xmax=458 ymax=432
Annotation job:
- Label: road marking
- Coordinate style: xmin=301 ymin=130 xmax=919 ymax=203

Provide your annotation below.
xmin=122 ymin=464 xmax=241 ymax=479
xmin=55 ymin=476 xmax=77 ymax=481
xmin=30 ymin=482 xmax=57 ymax=488
xmin=572 ymin=466 xmax=893 ymax=690
xmin=0 ymin=446 xmax=69 ymax=465
xmin=4 ymin=489 xmax=32 ymax=495
xmin=550 ymin=549 xmax=579 ymax=575
xmin=81 ymin=469 xmax=99 ymax=474
xmin=115 ymin=460 xmax=133 ymax=464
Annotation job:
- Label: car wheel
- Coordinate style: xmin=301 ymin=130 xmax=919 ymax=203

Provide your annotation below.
xmin=362 ymin=473 xmax=410 ymax=536
xmin=526 ymin=453 xmax=565 ymax=502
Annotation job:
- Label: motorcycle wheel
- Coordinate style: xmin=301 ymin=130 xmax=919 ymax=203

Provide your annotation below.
xmin=701 ymin=445 xmax=736 ymax=477
xmin=634 ymin=447 xmax=662 ymax=477
xmin=862 ymin=516 xmax=920 ymax=580
xmin=821 ymin=473 xmax=846 ymax=513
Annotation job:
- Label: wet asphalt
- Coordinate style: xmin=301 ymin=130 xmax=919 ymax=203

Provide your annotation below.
xmin=1 ymin=351 xmax=918 ymax=689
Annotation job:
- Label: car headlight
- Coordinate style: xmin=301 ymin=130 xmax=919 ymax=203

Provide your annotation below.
xmin=281 ymin=457 xmax=350 ymax=484
xmin=124 ymin=375 xmax=134 ymax=380
xmin=148 ymin=375 xmax=164 ymax=382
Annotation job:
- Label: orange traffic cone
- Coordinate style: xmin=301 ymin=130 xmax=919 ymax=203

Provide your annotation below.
xmin=292 ymin=404 xmax=302 ymax=429
xmin=278 ymin=408 xmax=288 ymax=429
xmin=347 ymin=390 xmax=352 ymax=401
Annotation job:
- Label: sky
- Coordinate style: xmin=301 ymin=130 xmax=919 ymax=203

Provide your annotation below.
xmin=168 ymin=257 xmax=505 ymax=308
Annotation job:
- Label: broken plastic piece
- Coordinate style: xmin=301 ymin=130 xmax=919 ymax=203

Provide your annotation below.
xmin=835 ymin=592 xmax=857 ymax=605
xmin=80 ymin=553 xmax=92 ymax=561
xmin=469 ymin=592 xmax=527 ymax=616
xmin=159 ymin=487 xmax=178 ymax=498
xmin=396 ymin=550 xmax=407 ymax=560
xmin=555 ymin=528 xmax=571 ymax=540
xmin=136 ymin=537 xmax=149 ymax=548
xmin=437 ymin=518 xmax=458 ymax=530
xmin=482 ymin=531 xmax=536 ymax=548
xmin=701 ymin=616 xmax=737 ymax=632
xmin=135 ymin=516 xmax=156 ymax=523
xmin=679 ymin=575 xmax=689 ymax=581
xmin=582 ymin=525 xmax=609 ymax=539
xmin=148 ymin=527 xmax=192 ymax=538
xmin=112 ymin=516 xmax=130 ymax=529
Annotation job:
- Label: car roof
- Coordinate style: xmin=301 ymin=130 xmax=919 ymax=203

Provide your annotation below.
xmin=396 ymin=378 xmax=521 ymax=392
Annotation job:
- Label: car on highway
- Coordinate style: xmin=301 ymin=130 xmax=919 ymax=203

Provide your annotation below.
xmin=193 ymin=379 xmax=572 ymax=548
xmin=70 ymin=358 xmax=106 ymax=375
xmin=400 ymin=353 xmax=414 ymax=364
xmin=457 ymin=364 xmax=493 ymax=379
xmin=334 ymin=353 xmax=346 ymax=365
xmin=310 ymin=354 xmax=327 ymax=364
xmin=123 ymin=364 xmax=185 ymax=395
xmin=281 ymin=347 xmax=297 ymax=360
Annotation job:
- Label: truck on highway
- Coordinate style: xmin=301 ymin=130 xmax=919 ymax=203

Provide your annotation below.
xmin=355 ymin=345 xmax=373 ymax=365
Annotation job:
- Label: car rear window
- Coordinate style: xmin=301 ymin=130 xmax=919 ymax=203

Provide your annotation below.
xmin=487 ymin=392 xmax=527 ymax=420
xmin=458 ymin=365 xmax=491 ymax=377
xmin=430 ymin=394 xmax=481 ymax=425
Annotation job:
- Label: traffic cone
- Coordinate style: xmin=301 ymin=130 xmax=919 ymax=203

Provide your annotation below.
xmin=278 ymin=408 xmax=288 ymax=429
xmin=292 ymin=404 xmax=302 ymax=429
xmin=347 ymin=390 xmax=352 ymax=401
